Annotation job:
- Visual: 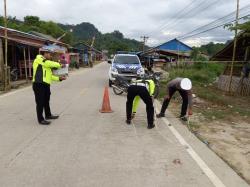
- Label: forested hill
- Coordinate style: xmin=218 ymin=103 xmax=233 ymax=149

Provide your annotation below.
xmin=60 ymin=22 xmax=143 ymax=54
xmin=0 ymin=16 xmax=143 ymax=54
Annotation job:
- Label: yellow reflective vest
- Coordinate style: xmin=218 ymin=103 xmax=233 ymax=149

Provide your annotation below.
xmin=32 ymin=55 xmax=61 ymax=85
xmin=132 ymin=79 xmax=155 ymax=113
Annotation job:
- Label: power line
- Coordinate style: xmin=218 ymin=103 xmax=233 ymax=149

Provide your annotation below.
xmin=177 ymin=4 xmax=250 ymax=39
xmin=148 ymin=0 xmax=222 ymax=37
xmin=145 ymin=0 xmax=200 ymax=36
xmin=162 ymin=0 xmax=221 ymax=33
xmin=178 ymin=14 xmax=250 ymax=40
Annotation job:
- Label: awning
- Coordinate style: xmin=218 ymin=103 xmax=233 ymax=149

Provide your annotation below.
xmin=40 ymin=44 xmax=67 ymax=53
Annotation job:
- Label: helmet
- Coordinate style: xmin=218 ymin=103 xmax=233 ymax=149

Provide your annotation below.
xmin=180 ymin=78 xmax=192 ymax=90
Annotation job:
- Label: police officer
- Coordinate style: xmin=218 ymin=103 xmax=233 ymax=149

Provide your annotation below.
xmin=156 ymin=77 xmax=193 ymax=121
xmin=126 ymin=78 xmax=155 ymax=129
xmin=32 ymin=46 xmax=66 ymax=125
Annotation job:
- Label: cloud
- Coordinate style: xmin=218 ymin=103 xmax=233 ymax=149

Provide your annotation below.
xmin=1 ymin=0 xmax=249 ymax=47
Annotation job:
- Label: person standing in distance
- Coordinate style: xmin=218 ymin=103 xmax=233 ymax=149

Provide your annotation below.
xmin=156 ymin=78 xmax=193 ymax=121
xmin=32 ymin=46 xmax=66 ymax=125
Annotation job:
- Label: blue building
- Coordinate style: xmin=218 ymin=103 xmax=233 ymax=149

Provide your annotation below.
xmin=157 ymin=38 xmax=193 ymax=52
xmin=140 ymin=38 xmax=193 ymax=67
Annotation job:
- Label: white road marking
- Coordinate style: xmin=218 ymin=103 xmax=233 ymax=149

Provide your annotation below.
xmin=155 ymin=101 xmax=226 ymax=187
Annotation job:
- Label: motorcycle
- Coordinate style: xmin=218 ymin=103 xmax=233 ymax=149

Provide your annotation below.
xmin=112 ymin=75 xmax=130 ymax=95
xmin=112 ymin=72 xmax=162 ymax=98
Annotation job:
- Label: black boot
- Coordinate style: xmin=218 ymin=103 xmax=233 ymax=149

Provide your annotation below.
xmin=180 ymin=116 xmax=188 ymax=122
xmin=126 ymin=119 xmax=131 ymax=125
xmin=46 ymin=115 xmax=59 ymax=120
xmin=147 ymin=124 xmax=155 ymax=129
xmin=39 ymin=120 xmax=51 ymax=125
xmin=156 ymin=113 xmax=165 ymax=118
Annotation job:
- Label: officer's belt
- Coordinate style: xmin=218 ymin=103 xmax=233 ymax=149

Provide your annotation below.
xmin=131 ymin=83 xmax=146 ymax=87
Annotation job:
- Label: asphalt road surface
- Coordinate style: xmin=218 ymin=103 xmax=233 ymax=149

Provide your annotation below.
xmin=0 ymin=62 xmax=248 ymax=187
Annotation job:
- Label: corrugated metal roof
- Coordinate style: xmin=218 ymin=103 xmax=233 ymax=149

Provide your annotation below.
xmin=157 ymin=38 xmax=192 ymax=52
xmin=0 ymin=26 xmax=46 ymax=41
xmin=0 ymin=26 xmax=69 ymax=48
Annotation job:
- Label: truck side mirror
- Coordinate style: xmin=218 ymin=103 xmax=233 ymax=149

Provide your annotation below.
xmin=107 ymin=60 xmax=112 ymax=64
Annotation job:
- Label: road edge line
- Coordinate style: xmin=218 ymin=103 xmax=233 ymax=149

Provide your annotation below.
xmin=155 ymin=100 xmax=226 ymax=187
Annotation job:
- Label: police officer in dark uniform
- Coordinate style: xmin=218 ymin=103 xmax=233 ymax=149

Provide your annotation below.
xmin=126 ymin=79 xmax=155 ymax=129
xmin=32 ymin=46 xmax=66 ymax=125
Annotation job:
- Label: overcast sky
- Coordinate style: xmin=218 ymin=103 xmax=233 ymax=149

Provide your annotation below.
xmin=1 ymin=0 xmax=250 ymax=47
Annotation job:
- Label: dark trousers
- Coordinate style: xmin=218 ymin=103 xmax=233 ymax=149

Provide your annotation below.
xmin=160 ymin=88 xmax=188 ymax=117
xmin=126 ymin=85 xmax=154 ymax=125
xmin=33 ymin=83 xmax=52 ymax=122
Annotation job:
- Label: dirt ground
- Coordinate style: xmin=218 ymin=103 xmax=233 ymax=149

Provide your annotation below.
xmin=167 ymin=95 xmax=250 ymax=185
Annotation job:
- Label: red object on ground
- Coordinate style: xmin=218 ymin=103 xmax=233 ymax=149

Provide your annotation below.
xmin=99 ymin=87 xmax=113 ymax=113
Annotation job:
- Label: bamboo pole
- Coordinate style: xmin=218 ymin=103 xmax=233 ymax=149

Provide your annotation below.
xmin=0 ymin=39 xmax=4 ymax=90
xmin=23 ymin=47 xmax=28 ymax=83
xmin=4 ymin=0 xmax=8 ymax=90
xmin=28 ymin=46 xmax=31 ymax=78
xmin=228 ymin=0 xmax=240 ymax=93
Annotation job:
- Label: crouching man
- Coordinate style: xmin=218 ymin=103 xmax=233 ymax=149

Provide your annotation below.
xmin=156 ymin=78 xmax=193 ymax=121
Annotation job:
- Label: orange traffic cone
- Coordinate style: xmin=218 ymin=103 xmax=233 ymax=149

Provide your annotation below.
xmin=99 ymin=86 xmax=113 ymax=113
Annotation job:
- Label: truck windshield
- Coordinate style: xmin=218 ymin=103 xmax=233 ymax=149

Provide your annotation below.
xmin=114 ymin=56 xmax=140 ymax=64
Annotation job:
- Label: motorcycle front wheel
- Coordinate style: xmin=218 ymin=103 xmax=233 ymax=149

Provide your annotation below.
xmin=113 ymin=87 xmax=124 ymax=95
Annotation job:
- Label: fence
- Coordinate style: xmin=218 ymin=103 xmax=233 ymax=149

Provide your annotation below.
xmin=218 ymin=75 xmax=250 ymax=96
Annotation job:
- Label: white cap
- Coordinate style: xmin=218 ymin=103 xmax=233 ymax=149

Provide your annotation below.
xmin=180 ymin=78 xmax=192 ymax=90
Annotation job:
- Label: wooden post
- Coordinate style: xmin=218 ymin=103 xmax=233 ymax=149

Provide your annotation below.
xmin=228 ymin=0 xmax=240 ymax=93
xmin=23 ymin=47 xmax=28 ymax=83
xmin=4 ymin=0 xmax=8 ymax=90
xmin=239 ymin=46 xmax=250 ymax=95
xmin=89 ymin=36 xmax=96 ymax=68
xmin=28 ymin=46 xmax=32 ymax=78
xmin=244 ymin=46 xmax=249 ymax=61
xmin=0 ymin=39 xmax=4 ymax=90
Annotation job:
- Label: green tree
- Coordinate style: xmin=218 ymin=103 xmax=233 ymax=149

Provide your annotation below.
xmin=226 ymin=18 xmax=250 ymax=36
xmin=24 ymin=16 xmax=40 ymax=26
xmin=40 ymin=21 xmax=65 ymax=38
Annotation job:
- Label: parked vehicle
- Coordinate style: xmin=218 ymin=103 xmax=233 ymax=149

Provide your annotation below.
xmin=108 ymin=54 xmax=145 ymax=87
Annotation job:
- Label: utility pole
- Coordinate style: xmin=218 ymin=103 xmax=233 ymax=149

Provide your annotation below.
xmin=3 ymin=0 xmax=8 ymax=91
xmin=89 ymin=36 xmax=95 ymax=68
xmin=0 ymin=39 xmax=4 ymax=90
xmin=228 ymin=0 xmax=240 ymax=93
xmin=141 ymin=36 xmax=149 ymax=52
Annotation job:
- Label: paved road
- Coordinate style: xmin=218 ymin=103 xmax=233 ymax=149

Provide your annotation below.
xmin=0 ymin=62 xmax=248 ymax=187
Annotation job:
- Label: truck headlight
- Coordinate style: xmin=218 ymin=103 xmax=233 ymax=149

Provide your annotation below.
xmin=137 ymin=68 xmax=145 ymax=75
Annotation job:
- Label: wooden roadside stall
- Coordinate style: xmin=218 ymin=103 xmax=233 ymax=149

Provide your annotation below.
xmin=139 ymin=38 xmax=192 ymax=69
xmin=0 ymin=26 xmax=46 ymax=86
xmin=211 ymin=31 xmax=250 ymax=96
xmin=0 ymin=27 xmax=71 ymax=89
xmin=73 ymin=42 xmax=103 ymax=67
